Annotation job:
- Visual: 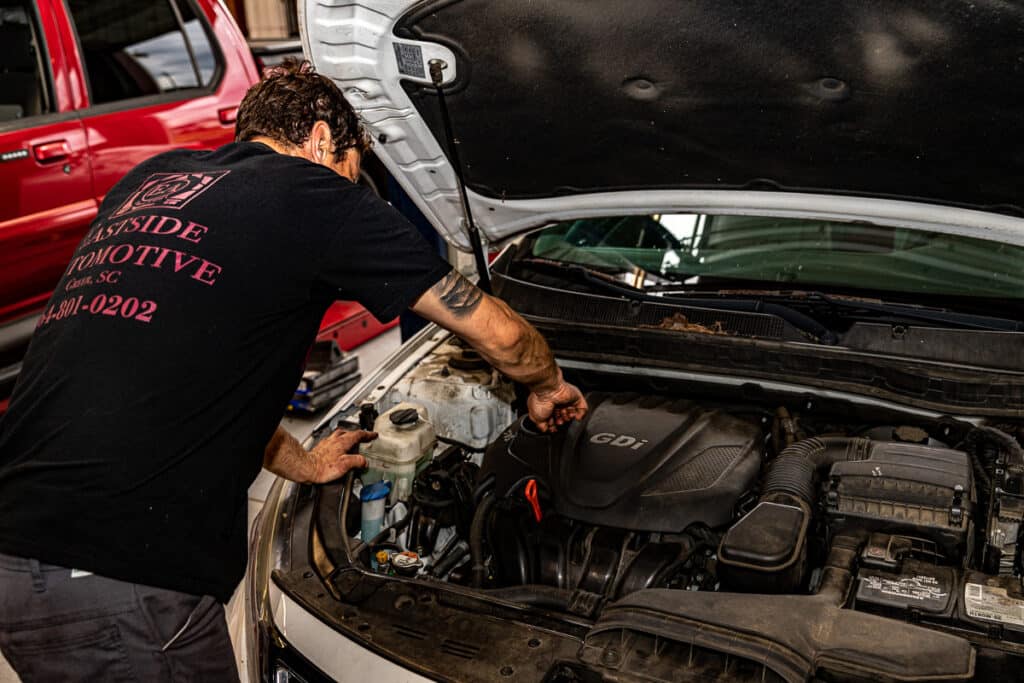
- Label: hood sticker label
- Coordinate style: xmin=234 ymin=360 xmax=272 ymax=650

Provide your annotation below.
xmin=394 ymin=43 xmax=425 ymax=79
xmin=965 ymin=582 xmax=1024 ymax=627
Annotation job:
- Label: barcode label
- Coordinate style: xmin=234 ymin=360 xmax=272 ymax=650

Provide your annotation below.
xmin=965 ymin=582 xmax=1024 ymax=627
xmin=393 ymin=43 xmax=425 ymax=78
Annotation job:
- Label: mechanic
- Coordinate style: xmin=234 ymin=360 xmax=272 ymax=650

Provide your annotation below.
xmin=0 ymin=59 xmax=587 ymax=681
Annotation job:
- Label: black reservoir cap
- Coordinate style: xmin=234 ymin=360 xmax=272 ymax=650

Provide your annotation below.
xmin=390 ymin=408 xmax=420 ymax=426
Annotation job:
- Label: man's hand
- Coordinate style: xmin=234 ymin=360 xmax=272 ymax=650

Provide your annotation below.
xmin=307 ymin=429 xmax=376 ymax=483
xmin=528 ymin=378 xmax=589 ymax=432
xmin=264 ymin=426 xmax=376 ymax=484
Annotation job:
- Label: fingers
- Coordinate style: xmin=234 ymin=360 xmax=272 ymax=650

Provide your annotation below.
xmin=526 ymin=394 xmax=556 ymax=432
xmin=330 ymin=428 xmax=378 ymax=453
xmin=307 ymin=429 xmax=377 ymax=483
xmin=528 ymin=383 xmax=588 ymax=432
xmin=316 ymin=453 xmax=367 ymax=483
xmin=328 ymin=428 xmax=377 ymax=440
xmin=336 ymin=453 xmax=367 ymax=469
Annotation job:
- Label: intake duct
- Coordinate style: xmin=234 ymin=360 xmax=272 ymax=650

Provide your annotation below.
xmin=718 ymin=437 xmax=872 ymax=591
xmin=719 ymin=437 xmax=975 ymax=591
xmin=761 ymin=437 xmax=876 ymax=503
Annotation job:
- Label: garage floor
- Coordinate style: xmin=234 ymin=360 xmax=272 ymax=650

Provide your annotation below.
xmin=0 ymin=327 xmax=401 ymax=683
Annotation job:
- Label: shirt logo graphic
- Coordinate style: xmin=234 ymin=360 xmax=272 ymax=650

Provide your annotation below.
xmin=111 ymin=171 xmax=229 ymax=217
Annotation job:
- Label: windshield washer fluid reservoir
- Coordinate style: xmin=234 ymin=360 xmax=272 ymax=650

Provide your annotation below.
xmin=385 ymin=340 xmax=515 ymax=451
xmin=361 ymin=402 xmax=436 ymax=503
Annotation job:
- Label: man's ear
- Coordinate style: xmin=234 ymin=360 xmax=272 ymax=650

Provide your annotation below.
xmin=308 ymin=121 xmax=332 ymax=163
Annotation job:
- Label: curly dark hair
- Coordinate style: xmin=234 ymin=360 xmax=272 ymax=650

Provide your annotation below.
xmin=235 ymin=58 xmax=371 ymax=160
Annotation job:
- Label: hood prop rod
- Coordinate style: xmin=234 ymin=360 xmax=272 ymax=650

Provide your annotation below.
xmin=429 ymin=59 xmax=492 ymax=293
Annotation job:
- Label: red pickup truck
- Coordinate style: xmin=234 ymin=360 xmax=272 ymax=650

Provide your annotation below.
xmin=0 ymin=0 xmax=394 ymax=403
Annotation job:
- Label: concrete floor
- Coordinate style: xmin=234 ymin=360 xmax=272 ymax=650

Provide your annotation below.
xmin=0 ymin=327 xmax=402 ymax=683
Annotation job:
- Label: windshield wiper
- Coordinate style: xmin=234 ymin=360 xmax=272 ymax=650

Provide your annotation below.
xmin=654 ymin=288 xmax=1024 ymax=332
xmin=793 ymin=292 xmax=1024 ymax=332
xmin=518 ymin=259 xmax=840 ymax=344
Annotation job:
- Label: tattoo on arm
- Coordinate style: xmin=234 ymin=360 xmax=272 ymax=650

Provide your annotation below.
xmin=432 ymin=270 xmax=484 ymax=318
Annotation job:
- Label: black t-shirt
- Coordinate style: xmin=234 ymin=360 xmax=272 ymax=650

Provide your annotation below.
xmin=0 ymin=142 xmax=451 ymax=601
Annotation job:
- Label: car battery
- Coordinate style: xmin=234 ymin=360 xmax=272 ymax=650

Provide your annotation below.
xmin=853 ymin=532 xmax=956 ymax=620
xmin=856 ymin=560 xmax=957 ymax=619
xmin=851 ymin=534 xmax=1024 ymax=647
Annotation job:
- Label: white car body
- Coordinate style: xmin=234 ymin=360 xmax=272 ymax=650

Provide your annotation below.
xmin=246 ymin=2 xmax=1024 ymax=681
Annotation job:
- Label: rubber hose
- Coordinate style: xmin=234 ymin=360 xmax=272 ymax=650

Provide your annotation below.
xmin=470 ymin=493 xmax=497 ymax=588
xmin=472 ymin=474 xmax=496 ymax=505
xmin=683 ymin=523 xmax=720 ymax=549
xmin=340 ymin=472 xmax=355 ymax=559
xmin=431 ymin=541 xmax=469 ymax=578
xmin=762 ymin=437 xmax=875 ymax=504
xmin=970 ymin=451 xmax=993 ymax=495
xmin=816 ymin=533 xmax=866 ymax=605
xmin=482 ymin=584 xmax=572 ymax=610
xmin=437 ymin=435 xmax=486 ymax=453
xmin=972 ymin=425 xmax=1024 ymax=466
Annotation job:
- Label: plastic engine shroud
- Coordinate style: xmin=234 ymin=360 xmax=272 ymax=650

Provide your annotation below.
xmin=481 ymin=393 xmax=763 ymax=532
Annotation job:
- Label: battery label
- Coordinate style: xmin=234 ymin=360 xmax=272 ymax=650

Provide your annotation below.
xmin=965 ymin=582 xmax=1024 ymax=627
xmin=863 ymin=574 xmax=948 ymax=601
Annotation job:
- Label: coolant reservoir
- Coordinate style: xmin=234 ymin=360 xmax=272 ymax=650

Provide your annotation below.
xmin=360 ymin=402 xmax=436 ymax=503
xmin=385 ymin=340 xmax=515 ymax=451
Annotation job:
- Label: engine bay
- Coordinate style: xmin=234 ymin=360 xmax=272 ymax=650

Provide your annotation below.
xmin=323 ymin=338 xmax=1024 ymax=681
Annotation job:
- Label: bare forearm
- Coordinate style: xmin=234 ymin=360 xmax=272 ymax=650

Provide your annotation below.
xmin=468 ymin=296 xmax=561 ymax=394
xmin=264 ymin=426 xmax=316 ymax=483
xmin=411 ymin=269 xmax=588 ymax=431
xmin=411 ymin=270 xmax=560 ymax=394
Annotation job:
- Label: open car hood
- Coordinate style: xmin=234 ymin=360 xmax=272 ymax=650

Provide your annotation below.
xmin=301 ymin=0 xmax=1024 ymax=251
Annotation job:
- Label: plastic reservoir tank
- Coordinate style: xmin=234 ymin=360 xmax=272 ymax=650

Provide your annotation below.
xmin=360 ymin=402 xmax=436 ymax=503
xmin=383 ymin=340 xmax=515 ymax=451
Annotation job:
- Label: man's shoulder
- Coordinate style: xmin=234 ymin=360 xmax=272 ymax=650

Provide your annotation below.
xmin=130 ymin=143 xmax=345 ymax=196
xmin=279 ymin=162 xmax=372 ymax=212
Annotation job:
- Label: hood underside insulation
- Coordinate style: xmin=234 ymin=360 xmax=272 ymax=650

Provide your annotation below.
xmin=397 ymin=0 xmax=1024 ymax=216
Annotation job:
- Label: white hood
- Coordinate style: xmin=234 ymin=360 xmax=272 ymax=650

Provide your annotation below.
xmin=301 ymin=0 xmax=1024 ymax=251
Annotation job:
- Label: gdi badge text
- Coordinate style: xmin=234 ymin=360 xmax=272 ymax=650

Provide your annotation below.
xmin=590 ymin=433 xmax=649 ymax=450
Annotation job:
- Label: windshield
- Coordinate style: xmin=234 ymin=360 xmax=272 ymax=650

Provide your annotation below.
xmin=529 ymin=214 xmax=1024 ymax=299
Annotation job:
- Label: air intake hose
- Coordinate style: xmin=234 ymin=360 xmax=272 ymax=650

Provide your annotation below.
xmin=762 ymin=437 xmax=875 ymax=504
xmin=718 ymin=438 xmax=876 ymax=591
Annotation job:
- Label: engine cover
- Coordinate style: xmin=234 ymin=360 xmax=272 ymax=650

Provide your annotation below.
xmin=481 ymin=393 xmax=762 ymax=532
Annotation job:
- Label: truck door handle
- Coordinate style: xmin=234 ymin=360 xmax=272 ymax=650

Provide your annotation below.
xmin=33 ymin=139 xmax=72 ymax=163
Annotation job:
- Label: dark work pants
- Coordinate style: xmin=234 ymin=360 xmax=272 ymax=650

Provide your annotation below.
xmin=0 ymin=552 xmax=239 ymax=682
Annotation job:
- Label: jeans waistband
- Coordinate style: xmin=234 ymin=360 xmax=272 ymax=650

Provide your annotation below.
xmin=0 ymin=551 xmax=68 ymax=573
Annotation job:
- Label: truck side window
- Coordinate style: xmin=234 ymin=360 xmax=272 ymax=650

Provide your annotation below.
xmin=65 ymin=0 xmax=220 ymax=106
xmin=172 ymin=0 xmax=217 ymax=87
xmin=0 ymin=0 xmax=53 ymax=122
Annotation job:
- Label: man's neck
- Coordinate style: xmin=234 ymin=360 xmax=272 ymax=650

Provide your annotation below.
xmin=248 ymin=136 xmax=302 ymax=158
xmin=245 ymin=135 xmax=359 ymax=182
